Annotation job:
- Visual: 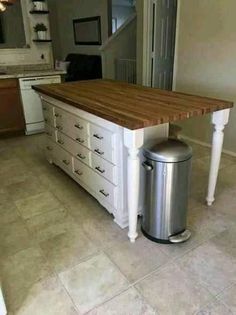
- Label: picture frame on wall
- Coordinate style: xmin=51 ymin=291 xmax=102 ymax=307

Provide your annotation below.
xmin=73 ymin=16 xmax=102 ymax=45
xmin=0 ymin=16 xmax=4 ymax=44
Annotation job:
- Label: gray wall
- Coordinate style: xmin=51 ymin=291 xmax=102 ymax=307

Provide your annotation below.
xmin=112 ymin=5 xmax=135 ymax=30
xmin=0 ymin=1 xmax=26 ymax=49
xmin=174 ymin=0 xmax=236 ymax=154
xmin=48 ymin=0 xmax=109 ymax=61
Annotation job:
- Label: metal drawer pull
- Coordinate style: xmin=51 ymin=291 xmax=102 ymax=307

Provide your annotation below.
xmin=46 ymin=146 xmax=52 ymax=151
xmin=76 ymin=138 xmax=84 ymax=144
xmin=44 ymin=118 xmax=48 ymax=123
xmin=95 ymin=166 xmax=105 ymax=174
xmin=99 ymin=189 xmax=109 ymax=197
xmin=75 ymin=170 xmax=83 ymax=176
xmin=77 ymin=153 xmax=86 ymax=160
xmin=74 ymin=123 xmax=83 ymax=130
xmin=63 ymin=159 xmax=70 ymax=165
xmin=93 ymin=134 xmax=103 ymax=140
xmin=46 ymin=132 xmax=52 ymax=136
xmin=56 ymin=125 xmax=63 ymax=131
xmin=57 ymin=139 xmax=64 ymax=145
xmin=55 ymin=113 xmax=61 ymax=118
xmin=43 ymin=107 xmax=47 ymax=111
xmin=94 ymin=149 xmax=104 ymax=155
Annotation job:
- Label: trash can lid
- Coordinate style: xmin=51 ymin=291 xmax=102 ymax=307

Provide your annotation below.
xmin=143 ymin=139 xmax=192 ymax=162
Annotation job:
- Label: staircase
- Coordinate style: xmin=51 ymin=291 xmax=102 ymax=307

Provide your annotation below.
xmin=100 ymin=13 xmax=137 ymax=83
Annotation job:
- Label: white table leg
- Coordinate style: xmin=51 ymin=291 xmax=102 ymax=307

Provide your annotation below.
xmin=124 ymin=128 xmax=144 ymax=242
xmin=206 ymin=109 xmax=230 ymax=206
xmin=0 ymin=286 xmax=7 ymax=315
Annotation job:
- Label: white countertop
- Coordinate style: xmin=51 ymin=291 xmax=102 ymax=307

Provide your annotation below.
xmin=0 ymin=69 xmax=66 ymax=79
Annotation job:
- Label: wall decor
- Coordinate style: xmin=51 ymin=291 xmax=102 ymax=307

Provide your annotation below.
xmin=73 ymin=16 xmax=101 ymax=45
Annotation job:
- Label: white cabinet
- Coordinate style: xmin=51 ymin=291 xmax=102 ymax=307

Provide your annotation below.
xmin=41 ymin=95 xmax=168 ymax=229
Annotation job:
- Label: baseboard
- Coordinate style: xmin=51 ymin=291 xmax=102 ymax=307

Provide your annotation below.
xmin=180 ymin=134 xmax=236 ymax=158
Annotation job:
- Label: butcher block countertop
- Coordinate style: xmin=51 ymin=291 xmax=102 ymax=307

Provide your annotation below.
xmin=33 ymin=79 xmax=233 ymax=130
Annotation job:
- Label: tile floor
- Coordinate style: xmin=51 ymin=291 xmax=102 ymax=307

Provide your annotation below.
xmin=0 ymin=134 xmax=236 ymax=315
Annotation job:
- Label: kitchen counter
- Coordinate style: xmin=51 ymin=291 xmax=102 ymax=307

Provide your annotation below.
xmin=34 ymin=79 xmax=233 ymax=242
xmin=0 ymin=69 xmax=66 ymax=79
xmin=33 ymin=79 xmax=233 ymax=130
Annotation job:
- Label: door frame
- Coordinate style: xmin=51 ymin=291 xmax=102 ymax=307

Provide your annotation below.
xmin=142 ymin=0 xmax=180 ymax=88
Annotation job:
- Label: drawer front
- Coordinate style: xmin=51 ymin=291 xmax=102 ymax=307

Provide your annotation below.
xmin=42 ymin=100 xmax=54 ymax=115
xmin=44 ymin=139 xmax=55 ymax=161
xmin=43 ymin=111 xmax=55 ymax=127
xmin=54 ymin=144 xmax=72 ymax=172
xmin=56 ymin=131 xmax=91 ymax=166
xmin=91 ymin=152 xmax=118 ymax=185
xmin=70 ymin=116 xmax=89 ymax=137
xmin=90 ymin=124 xmax=115 ymax=149
xmin=90 ymin=137 xmax=115 ymax=164
xmin=45 ymin=124 xmax=56 ymax=142
xmin=91 ymin=172 xmax=117 ymax=207
xmin=73 ymin=157 xmax=91 ymax=187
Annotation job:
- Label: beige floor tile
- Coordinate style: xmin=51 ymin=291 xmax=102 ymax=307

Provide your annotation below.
xmin=82 ymin=216 xmax=127 ymax=250
xmin=105 ymin=237 xmax=169 ymax=283
xmin=0 ymin=247 xmax=53 ymax=312
xmin=0 ymin=219 xmax=33 ymax=257
xmin=218 ymin=164 xmax=236 ymax=189
xmin=15 ymin=191 xmax=61 ymax=219
xmin=210 ymin=187 xmax=236 ymax=218
xmin=157 ymin=229 xmax=204 ymax=259
xmin=15 ymin=277 xmax=78 ymax=315
xmin=0 ymin=202 xmax=20 ymax=224
xmin=187 ymin=206 xmax=233 ymax=239
xmin=5 ymin=176 xmax=45 ymax=201
xmin=210 ymin=225 xmax=236 ymax=259
xmin=25 ymin=207 xmax=74 ymax=242
xmin=176 ymin=241 xmax=236 ymax=295
xmin=88 ymin=288 xmax=156 ymax=315
xmin=40 ymin=225 xmax=99 ymax=272
xmin=196 ymin=300 xmax=233 ymax=315
xmin=59 ymin=253 xmax=129 ymax=314
xmin=136 ymin=263 xmax=213 ymax=315
xmin=218 ymin=284 xmax=236 ymax=314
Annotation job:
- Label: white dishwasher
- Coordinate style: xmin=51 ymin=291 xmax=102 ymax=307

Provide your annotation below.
xmin=19 ymin=75 xmax=61 ymax=135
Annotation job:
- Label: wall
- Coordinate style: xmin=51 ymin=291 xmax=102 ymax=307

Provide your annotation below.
xmin=101 ymin=16 xmax=136 ymax=80
xmin=112 ymin=5 xmax=135 ymax=30
xmin=0 ymin=1 xmax=26 ymax=49
xmin=48 ymin=0 xmax=109 ymax=61
xmin=0 ymin=0 xmax=53 ymax=66
xmin=174 ymin=0 xmax=236 ymax=154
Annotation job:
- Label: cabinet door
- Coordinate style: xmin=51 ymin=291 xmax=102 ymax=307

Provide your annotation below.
xmin=0 ymin=79 xmax=25 ymax=135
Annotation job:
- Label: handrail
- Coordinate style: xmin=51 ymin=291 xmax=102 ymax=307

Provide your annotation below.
xmin=100 ymin=12 xmax=137 ymax=51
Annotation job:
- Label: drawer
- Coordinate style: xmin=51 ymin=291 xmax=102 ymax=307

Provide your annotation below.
xmin=54 ymin=145 xmax=72 ymax=172
xmin=90 ymin=137 xmax=116 ymax=164
xmin=91 ymin=172 xmax=117 ymax=208
xmin=71 ymin=116 xmax=89 ymax=136
xmin=44 ymin=139 xmax=56 ymax=161
xmin=73 ymin=157 xmax=92 ymax=186
xmin=44 ymin=111 xmax=55 ymax=127
xmin=56 ymin=131 xmax=91 ymax=166
xmin=45 ymin=124 xmax=56 ymax=142
xmin=91 ymin=152 xmax=118 ymax=185
xmin=42 ymin=100 xmax=54 ymax=115
xmin=90 ymin=124 xmax=115 ymax=149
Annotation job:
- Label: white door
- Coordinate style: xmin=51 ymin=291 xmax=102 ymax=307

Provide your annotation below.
xmin=142 ymin=0 xmax=177 ymax=90
xmin=152 ymin=0 xmax=177 ymax=90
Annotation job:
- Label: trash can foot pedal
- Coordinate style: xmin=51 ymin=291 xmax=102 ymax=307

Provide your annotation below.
xmin=169 ymin=230 xmax=191 ymax=243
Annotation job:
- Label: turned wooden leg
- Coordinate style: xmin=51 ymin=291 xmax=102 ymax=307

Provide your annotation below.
xmin=124 ymin=128 xmax=144 ymax=243
xmin=206 ymin=109 xmax=230 ymax=206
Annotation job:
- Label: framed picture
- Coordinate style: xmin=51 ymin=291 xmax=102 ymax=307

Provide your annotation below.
xmin=73 ymin=16 xmax=102 ymax=45
xmin=0 ymin=16 xmax=4 ymax=44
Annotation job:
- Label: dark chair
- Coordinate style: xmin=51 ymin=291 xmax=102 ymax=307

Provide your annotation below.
xmin=65 ymin=53 xmax=102 ymax=82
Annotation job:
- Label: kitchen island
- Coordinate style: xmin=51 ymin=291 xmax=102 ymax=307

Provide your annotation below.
xmin=33 ymin=79 xmax=233 ymax=242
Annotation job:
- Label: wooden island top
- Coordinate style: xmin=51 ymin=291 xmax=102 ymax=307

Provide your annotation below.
xmin=33 ymin=79 xmax=233 ymax=130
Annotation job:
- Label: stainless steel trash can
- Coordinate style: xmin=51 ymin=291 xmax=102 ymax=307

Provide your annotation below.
xmin=141 ymin=139 xmax=192 ymax=244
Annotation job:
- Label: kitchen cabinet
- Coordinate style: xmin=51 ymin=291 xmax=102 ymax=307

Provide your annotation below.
xmin=0 ymin=79 xmax=25 ymax=136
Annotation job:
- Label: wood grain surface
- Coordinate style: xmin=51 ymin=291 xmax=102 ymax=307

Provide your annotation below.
xmin=33 ymin=80 xmax=233 ymax=130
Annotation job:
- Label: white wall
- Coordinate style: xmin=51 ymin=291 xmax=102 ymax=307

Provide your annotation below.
xmin=174 ymin=0 xmax=236 ymax=153
xmin=112 ymin=5 xmax=135 ymax=29
xmin=0 ymin=0 xmax=53 ymax=66
xmin=48 ymin=0 xmax=109 ymax=61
